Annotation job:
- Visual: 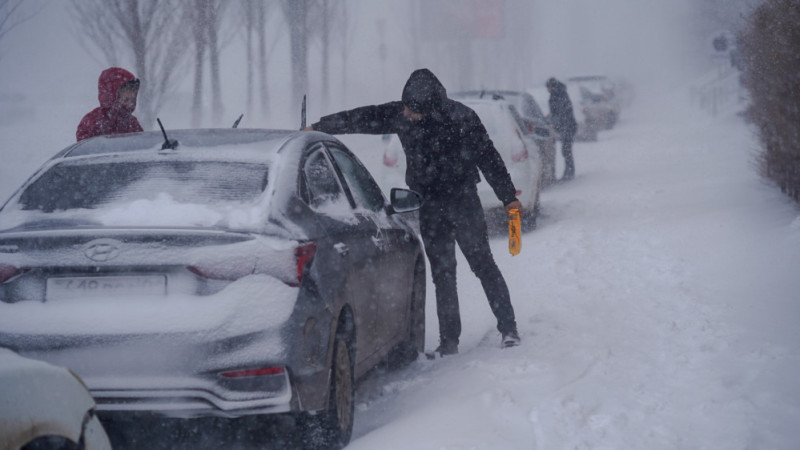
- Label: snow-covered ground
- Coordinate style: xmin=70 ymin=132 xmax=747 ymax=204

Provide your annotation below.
xmin=1 ymin=78 xmax=799 ymax=449
xmin=340 ymin=86 xmax=800 ymax=449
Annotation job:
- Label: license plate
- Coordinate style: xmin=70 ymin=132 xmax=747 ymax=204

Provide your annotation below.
xmin=46 ymin=275 xmax=167 ymax=300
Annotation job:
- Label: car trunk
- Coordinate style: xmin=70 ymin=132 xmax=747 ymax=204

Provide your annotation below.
xmin=0 ymin=226 xmax=303 ymax=404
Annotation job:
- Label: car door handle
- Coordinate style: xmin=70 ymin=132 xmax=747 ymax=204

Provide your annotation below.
xmin=334 ymin=242 xmax=349 ymax=256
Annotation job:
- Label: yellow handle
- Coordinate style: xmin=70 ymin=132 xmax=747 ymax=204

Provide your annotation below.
xmin=508 ymin=209 xmax=521 ymax=255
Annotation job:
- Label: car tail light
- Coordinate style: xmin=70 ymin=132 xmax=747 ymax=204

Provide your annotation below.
xmin=289 ymin=242 xmax=317 ymax=287
xmin=220 ymin=366 xmax=285 ymax=378
xmin=0 ymin=264 xmax=27 ymax=284
xmin=383 ymin=152 xmax=398 ymax=167
xmin=511 ymin=129 xmax=529 ymax=162
xmin=188 ymin=241 xmax=316 ymax=287
xmin=187 ymin=260 xmax=255 ymax=281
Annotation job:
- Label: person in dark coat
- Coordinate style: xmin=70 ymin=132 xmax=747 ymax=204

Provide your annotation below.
xmin=77 ymin=67 xmax=143 ymax=141
xmin=305 ymin=68 xmax=522 ymax=354
xmin=546 ymin=77 xmax=578 ymax=180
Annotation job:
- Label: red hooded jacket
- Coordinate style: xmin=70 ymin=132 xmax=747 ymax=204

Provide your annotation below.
xmin=76 ymin=67 xmax=144 ymax=141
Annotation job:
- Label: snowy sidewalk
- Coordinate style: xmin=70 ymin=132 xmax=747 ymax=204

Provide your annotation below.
xmin=346 ymin=89 xmax=800 ymax=449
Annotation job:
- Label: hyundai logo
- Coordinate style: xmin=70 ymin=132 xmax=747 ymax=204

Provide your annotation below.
xmin=82 ymin=239 xmax=122 ymax=262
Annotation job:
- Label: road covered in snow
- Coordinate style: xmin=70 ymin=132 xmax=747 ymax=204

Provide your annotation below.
xmin=344 ymin=84 xmax=800 ymax=449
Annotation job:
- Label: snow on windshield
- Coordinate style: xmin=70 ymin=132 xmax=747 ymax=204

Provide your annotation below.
xmin=96 ymin=192 xmax=264 ymax=229
xmin=0 ymin=158 xmax=272 ymax=231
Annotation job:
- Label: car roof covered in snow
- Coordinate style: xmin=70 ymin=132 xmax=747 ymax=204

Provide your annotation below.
xmin=57 ymin=128 xmax=300 ymax=162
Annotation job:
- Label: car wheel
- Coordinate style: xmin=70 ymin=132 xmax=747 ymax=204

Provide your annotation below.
xmin=541 ymin=141 xmax=557 ymax=187
xmin=301 ymin=324 xmax=354 ymax=449
xmin=523 ymin=182 xmax=540 ymax=232
xmin=21 ymin=436 xmax=79 ymax=450
xmin=606 ymin=111 xmax=618 ymax=129
xmin=387 ymin=259 xmax=425 ymax=369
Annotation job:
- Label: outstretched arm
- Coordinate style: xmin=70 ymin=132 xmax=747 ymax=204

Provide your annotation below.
xmin=308 ymin=102 xmax=405 ymax=135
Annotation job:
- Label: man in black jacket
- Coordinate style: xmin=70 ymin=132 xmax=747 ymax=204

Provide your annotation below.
xmin=305 ymin=68 xmax=521 ymax=354
xmin=546 ymin=77 xmax=578 ymax=181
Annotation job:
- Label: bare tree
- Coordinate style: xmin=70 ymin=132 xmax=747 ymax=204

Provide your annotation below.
xmin=256 ymin=1 xmax=270 ymax=115
xmin=0 ymin=0 xmax=44 ymax=61
xmin=185 ymin=0 xmax=230 ymax=126
xmin=306 ymin=0 xmax=350 ymax=110
xmin=69 ymin=0 xmax=191 ymax=129
xmin=319 ymin=0 xmax=331 ymax=109
xmin=240 ymin=0 xmax=281 ymax=118
xmin=241 ymin=0 xmax=256 ymax=116
xmin=188 ymin=0 xmax=208 ymax=127
xmin=280 ymin=0 xmax=310 ymax=112
xmin=333 ymin=1 xmax=357 ymax=104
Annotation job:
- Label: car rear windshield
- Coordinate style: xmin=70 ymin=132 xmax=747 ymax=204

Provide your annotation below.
xmin=17 ymin=160 xmax=269 ymax=212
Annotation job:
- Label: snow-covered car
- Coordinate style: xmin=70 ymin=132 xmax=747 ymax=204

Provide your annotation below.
xmin=451 ymin=90 xmax=558 ymax=187
xmin=0 ymin=128 xmax=426 ymax=448
xmin=382 ymin=96 xmax=543 ymax=228
xmin=567 ymin=75 xmax=624 ymax=131
xmin=0 ymin=347 xmax=112 ymax=450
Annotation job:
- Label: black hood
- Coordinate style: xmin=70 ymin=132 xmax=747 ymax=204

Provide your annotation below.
xmin=402 ymin=68 xmax=447 ymax=114
xmin=546 ymin=77 xmax=567 ymax=94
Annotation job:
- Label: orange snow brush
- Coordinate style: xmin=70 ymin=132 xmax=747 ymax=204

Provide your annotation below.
xmin=508 ymin=209 xmax=521 ymax=255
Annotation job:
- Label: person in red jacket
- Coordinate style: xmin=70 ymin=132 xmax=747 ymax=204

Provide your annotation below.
xmin=76 ymin=67 xmax=143 ymax=141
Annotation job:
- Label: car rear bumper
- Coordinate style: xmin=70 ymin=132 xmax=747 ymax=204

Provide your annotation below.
xmin=92 ymin=374 xmax=293 ymax=419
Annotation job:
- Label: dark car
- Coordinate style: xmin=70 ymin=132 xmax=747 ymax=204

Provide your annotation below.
xmin=0 ymin=128 xmax=426 ymax=448
xmin=450 ymin=90 xmax=558 ymax=186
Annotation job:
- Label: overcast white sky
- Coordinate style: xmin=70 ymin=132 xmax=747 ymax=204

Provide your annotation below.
xmin=0 ymin=0 xmax=720 ymax=131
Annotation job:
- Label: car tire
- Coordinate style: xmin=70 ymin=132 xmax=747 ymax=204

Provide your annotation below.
xmin=541 ymin=141 xmax=557 ymax=187
xmin=387 ymin=259 xmax=425 ymax=369
xmin=300 ymin=323 xmax=354 ymax=450
xmin=523 ymin=173 xmax=541 ymax=232
xmin=606 ymin=111 xmax=618 ymax=129
xmin=21 ymin=436 xmax=79 ymax=450
xmin=524 ymin=198 xmax=539 ymax=232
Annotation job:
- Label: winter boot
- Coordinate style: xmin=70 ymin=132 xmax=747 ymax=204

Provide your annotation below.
xmin=501 ymin=330 xmax=521 ymax=348
xmin=434 ymin=340 xmax=459 ymax=356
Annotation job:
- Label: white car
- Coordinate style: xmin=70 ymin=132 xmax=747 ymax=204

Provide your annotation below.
xmin=0 ymin=347 xmax=112 ymax=450
xmin=450 ymin=90 xmax=558 ymax=187
xmin=382 ymin=97 xmax=543 ymax=228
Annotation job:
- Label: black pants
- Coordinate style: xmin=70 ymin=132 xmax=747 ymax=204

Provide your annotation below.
xmin=418 ymin=187 xmax=517 ymax=346
xmin=561 ymin=131 xmax=575 ymax=176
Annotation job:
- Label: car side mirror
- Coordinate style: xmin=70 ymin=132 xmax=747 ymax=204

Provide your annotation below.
xmin=387 ymin=188 xmax=423 ymax=215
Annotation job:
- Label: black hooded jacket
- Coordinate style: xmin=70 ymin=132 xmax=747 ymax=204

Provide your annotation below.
xmin=312 ymin=69 xmax=518 ymax=205
xmin=546 ymin=78 xmax=577 ymax=136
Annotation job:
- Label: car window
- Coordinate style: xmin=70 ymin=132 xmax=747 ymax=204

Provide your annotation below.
xmin=16 ymin=160 xmax=268 ymax=212
xmin=328 ymin=147 xmax=385 ymax=212
xmin=521 ymin=95 xmax=546 ymax=120
xmin=303 ymin=149 xmax=350 ymax=212
xmin=507 ymin=105 xmax=532 ymax=134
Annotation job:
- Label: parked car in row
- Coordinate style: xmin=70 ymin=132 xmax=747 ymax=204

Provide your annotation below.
xmin=450 ymin=90 xmax=557 ymax=186
xmin=567 ymin=75 xmax=621 ymax=132
xmin=0 ymin=347 xmax=112 ymax=450
xmin=0 ymin=128 xmax=427 ymax=448
xmin=382 ymin=93 xmax=543 ymax=228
